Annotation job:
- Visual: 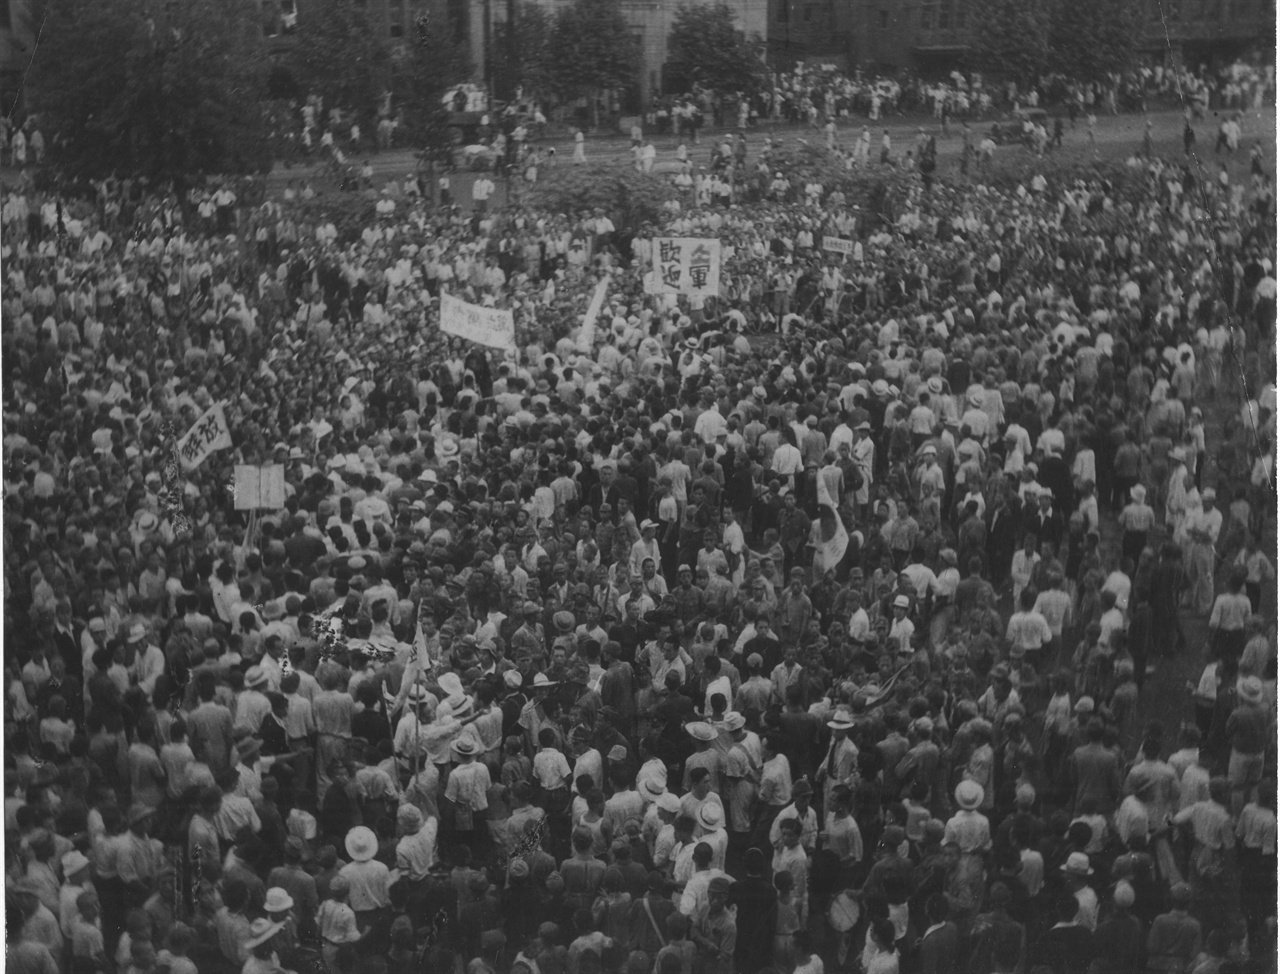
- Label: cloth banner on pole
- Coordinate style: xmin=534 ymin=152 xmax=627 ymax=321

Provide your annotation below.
xmin=822 ymin=236 xmax=854 ymax=255
xmin=176 ymin=403 xmax=232 ymax=471
xmin=577 ymin=275 xmax=611 ymax=352
xmin=439 ymin=291 xmax=516 ymax=350
xmin=234 ymin=465 xmax=287 ymax=510
xmin=649 ymin=237 xmax=721 ymax=297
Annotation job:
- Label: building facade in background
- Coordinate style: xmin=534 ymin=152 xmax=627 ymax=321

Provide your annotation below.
xmin=768 ymin=0 xmax=1272 ymax=76
xmin=0 ymin=0 xmax=1269 ymax=120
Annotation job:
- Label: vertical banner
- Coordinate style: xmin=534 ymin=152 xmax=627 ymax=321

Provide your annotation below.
xmin=577 ymin=275 xmax=611 ymax=352
xmin=649 ymin=237 xmax=721 ymax=297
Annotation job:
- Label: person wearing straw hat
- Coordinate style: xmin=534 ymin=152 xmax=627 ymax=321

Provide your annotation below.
xmin=242 ymin=916 xmax=287 ymax=973
xmin=817 ymin=709 xmax=858 ymax=817
xmin=444 ymin=737 xmax=492 ymax=851
xmin=338 ymin=826 xmax=392 ymax=930
xmin=58 ymin=850 xmax=94 ymax=939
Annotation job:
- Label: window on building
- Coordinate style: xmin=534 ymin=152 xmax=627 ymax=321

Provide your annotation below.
xmin=390 ymin=0 xmax=404 ymax=36
xmin=804 ymin=4 xmax=813 ymax=20
xmin=879 ymin=9 xmax=889 ymax=27
xmin=954 ymin=0 xmax=966 ymax=27
xmin=920 ymin=2 xmax=935 ymax=28
xmin=776 ymin=0 xmax=789 ymax=22
xmin=938 ymin=0 xmax=951 ymax=27
xmin=0 ymin=1 xmax=11 ymax=30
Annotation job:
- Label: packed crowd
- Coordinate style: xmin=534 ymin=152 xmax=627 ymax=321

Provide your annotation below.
xmin=646 ymin=56 xmax=1275 ymax=143
xmin=2 ymin=103 xmax=1277 ymax=974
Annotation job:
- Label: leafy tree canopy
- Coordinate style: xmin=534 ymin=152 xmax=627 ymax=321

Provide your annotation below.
xmin=545 ymin=0 xmax=641 ymax=105
xmin=964 ymin=0 xmax=1051 ymax=87
xmin=524 ymin=166 xmax=675 ymax=233
xmin=492 ymin=3 xmax=555 ymax=101
xmin=667 ymin=3 xmax=768 ymax=97
xmin=288 ymin=0 xmax=389 ymax=124
xmin=29 ymin=0 xmax=271 ymax=179
xmin=391 ymin=14 xmax=471 ymax=155
xmin=1047 ymin=0 xmax=1145 ymax=83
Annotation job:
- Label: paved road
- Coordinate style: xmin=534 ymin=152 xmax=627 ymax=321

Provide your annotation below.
xmin=273 ymin=106 xmax=1276 ymax=211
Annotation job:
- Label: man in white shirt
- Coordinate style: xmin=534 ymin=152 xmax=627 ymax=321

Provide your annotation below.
xmin=471 ymin=175 xmax=495 ymax=214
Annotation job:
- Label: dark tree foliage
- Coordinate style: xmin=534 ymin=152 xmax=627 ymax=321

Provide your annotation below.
xmin=492 ymin=2 xmax=555 ymax=102
xmin=964 ymin=0 xmax=1051 ymax=86
xmin=391 ymin=13 xmax=471 ymax=157
xmin=545 ymin=0 xmax=641 ymax=125
xmin=1047 ymin=0 xmax=1145 ymax=83
xmin=666 ymin=3 xmax=768 ymax=97
xmin=288 ymin=0 xmax=389 ymax=126
xmin=29 ymin=0 xmax=272 ymax=178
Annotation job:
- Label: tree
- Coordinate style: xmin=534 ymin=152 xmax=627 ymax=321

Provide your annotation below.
xmin=390 ymin=14 xmax=471 ymax=160
xmin=546 ymin=0 xmax=641 ymax=127
xmin=29 ymin=0 xmax=271 ymax=179
xmin=965 ymin=0 xmax=1050 ymax=87
xmin=492 ymin=2 xmax=555 ymax=102
xmin=288 ymin=0 xmax=389 ymax=124
xmin=666 ymin=3 xmax=768 ymax=97
xmin=525 ymin=167 xmax=676 ymax=233
xmin=1047 ymin=0 xmax=1145 ymax=83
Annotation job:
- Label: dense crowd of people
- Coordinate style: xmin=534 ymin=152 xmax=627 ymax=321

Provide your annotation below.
xmin=1 ymin=91 xmax=1277 ymax=974
xmin=644 ymin=56 xmax=1275 ymax=141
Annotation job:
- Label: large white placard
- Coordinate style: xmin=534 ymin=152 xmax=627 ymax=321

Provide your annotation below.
xmin=439 ymin=291 xmax=516 ymax=350
xmin=650 ymin=237 xmax=721 ymax=297
xmin=234 ymin=465 xmax=287 ymax=510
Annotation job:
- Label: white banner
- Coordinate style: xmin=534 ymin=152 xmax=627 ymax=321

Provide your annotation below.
xmin=650 ymin=237 xmax=721 ymax=297
xmin=823 ymin=236 xmax=854 ymax=255
xmin=176 ymin=403 xmax=232 ymax=471
xmin=439 ymin=291 xmax=516 ymax=350
xmin=234 ymin=464 xmax=287 ymax=510
xmin=577 ymin=275 xmax=610 ymax=352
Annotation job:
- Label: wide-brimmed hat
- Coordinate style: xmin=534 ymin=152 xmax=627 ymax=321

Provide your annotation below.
xmin=264 ymin=887 xmax=294 ymax=913
xmin=720 ymin=712 xmax=747 ymax=733
xmin=245 ymin=665 xmax=269 ymax=689
xmin=553 ymin=611 xmax=576 ymax=632
xmin=1238 ymin=676 xmax=1265 ymax=705
xmin=126 ymin=622 xmax=148 ymax=643
xmin=345 ymin=826 xmax=378 ymax=862
xmin=697 ymin=801 xmax=725 ymax=831
xmin=245 ymin=917 xmax=285 ymax=949
xmin=686 ymin=721 xmax=717 ymax=742
xmin=1061 ymin=851 xmax=1094 ymax=876
xmin=639 ymin=778 xmax=667 ymax=802
xmin=955 ymin=780 xmax=984 ymax=810
xmin=826 ymin=712 xmax=855 ymax=731
xmin=452 ymin=738 xmax=479 ymax=756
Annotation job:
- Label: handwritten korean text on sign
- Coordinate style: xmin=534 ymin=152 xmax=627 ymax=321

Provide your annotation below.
xmin=439 ymin=292 xmax=517 ymax=351
xmin=650 ymin=238 xmax=721 ymax=297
